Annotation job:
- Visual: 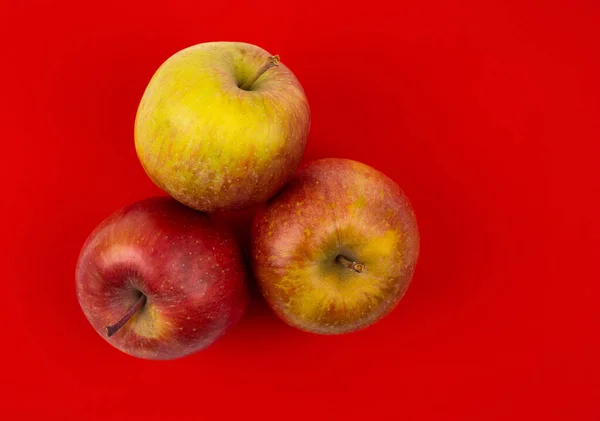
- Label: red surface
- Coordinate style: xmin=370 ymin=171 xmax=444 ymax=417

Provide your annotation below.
xmin=1 ymin=0 xmax=599 ymax=419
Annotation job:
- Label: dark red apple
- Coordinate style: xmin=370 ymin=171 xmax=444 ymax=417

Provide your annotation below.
xmin=252 ymin=158 xmax=420 ymax=334
xmin=76 ymin=197 xmax=248 ymax=360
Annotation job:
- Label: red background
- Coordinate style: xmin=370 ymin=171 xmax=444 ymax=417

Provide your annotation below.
xmin=1 ymin=0 xmax=599 ymax=419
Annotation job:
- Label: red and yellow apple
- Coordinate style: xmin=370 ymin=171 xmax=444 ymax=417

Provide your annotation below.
xmin=251 ymin=158 xmax=420 ymax=334
xmin=134 ymin=41 xmax=311 ymax=212
xmin=75 ymin=197 xmax=248 ymax=360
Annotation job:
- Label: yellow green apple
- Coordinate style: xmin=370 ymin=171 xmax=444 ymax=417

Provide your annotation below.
xmin=251 ymin=158 xmax=420 ymax=334
xmin=134 ymin=42 xmax=311 ymax=212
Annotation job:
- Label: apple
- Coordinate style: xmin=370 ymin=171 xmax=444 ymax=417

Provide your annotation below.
xmin=75 ymin=197 xmax=248 ymax=360
xmin=251 ymin=158 xmax=420 ymax=334
xmin=134 ymin=41 xmax=311 ymax=212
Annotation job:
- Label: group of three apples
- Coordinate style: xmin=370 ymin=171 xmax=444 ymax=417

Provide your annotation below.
xmin=76 ymin=42 xmax=420 ymax=360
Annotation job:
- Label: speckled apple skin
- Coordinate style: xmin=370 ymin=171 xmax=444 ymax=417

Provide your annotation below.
xmin=76 ymin=197 xmax=248 ymax=360
xmin=135 ymin=42 xmax=311 ymax=212
xmin=252 ymin=158 xmax=420 ymax=335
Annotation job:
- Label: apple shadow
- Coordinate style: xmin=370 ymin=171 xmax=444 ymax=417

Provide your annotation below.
xmin=211 ymin=206 xmax=292 ymax=333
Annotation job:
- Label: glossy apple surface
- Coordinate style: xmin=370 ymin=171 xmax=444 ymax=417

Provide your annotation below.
xmin=135 ymin=41 xmax=311 ymax=212
xmin=76 ymin=197 xmax=248 ymax=359
xmin=252 ymin=158 xmax=420 ymax=334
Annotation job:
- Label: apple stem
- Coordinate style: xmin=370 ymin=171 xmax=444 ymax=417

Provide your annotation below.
xmin=239 ymin=55 xmax=280 ymax=90
xmin=336 ymin=255 xmax=365 ymax=273
xmin=105 ymin=294 xmax=147 ymax=337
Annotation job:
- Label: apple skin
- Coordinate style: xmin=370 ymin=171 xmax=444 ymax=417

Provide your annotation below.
xmin=75 ymin=197 xmax=248 ymax=360
xmin=134 ymin=41 xmax=311 ymax=212
xmin=251 ymin=158 xmax=420 ymax=335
